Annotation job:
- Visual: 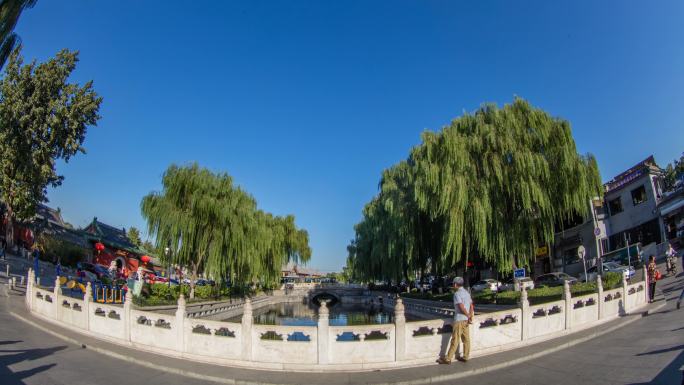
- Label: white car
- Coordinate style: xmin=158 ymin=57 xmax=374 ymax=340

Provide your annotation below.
xmin=471 ymin=279 xmax=501 ymax=292
xmin=500 ymin=277 xmax=535 ymax=291
xmin=579 ymin=262 xmax=635 ymax=282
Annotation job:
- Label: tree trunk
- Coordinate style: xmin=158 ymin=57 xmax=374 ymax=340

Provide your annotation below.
xmin=190 ymin=262 xmax=197 ymax=299
xmin=4 ymin=203 xmax=14 ymax=249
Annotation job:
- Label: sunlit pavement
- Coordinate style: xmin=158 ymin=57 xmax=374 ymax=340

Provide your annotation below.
xmin=464 ymin=268 xmax=684 ymax=385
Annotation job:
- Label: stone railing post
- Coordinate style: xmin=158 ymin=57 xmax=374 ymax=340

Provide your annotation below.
xmin=563 ymin=280 xmax=572 ymax=330
xmin=241 ymin=298 xmax=253 ymax=360
xmin=621 ymin=273 xmax=629 ymax=313
xmin=84 ymin=282 xmax=92 ymax=331
xmin=520 ymin=288 xmax=530 ymax=340
xmin=394 ymin=297 xmax=406 ymax=361
xmin=317 ymin=301 xmax=330 ymax=364
xmin=123 ymin=287 xmax=132 ymax=343
xmin=176 ymin=294 xmax=187 ymax=353
xmin=596 ymin=275 xmax=604 ymax=320
xmin=54 ymin=276 xmax=62 ymax=319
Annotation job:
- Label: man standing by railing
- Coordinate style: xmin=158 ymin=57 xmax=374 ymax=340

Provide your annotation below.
xmin=437 ymin=277 xmax=474 ymax=364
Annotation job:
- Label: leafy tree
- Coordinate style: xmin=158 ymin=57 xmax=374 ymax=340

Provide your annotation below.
xmin=348 ymin=98 xmax=603 ymax=283
xmin=141 ymin=163 xmax=310 ymax=298
xmin=142 ymin=240 xmax=154 ymax=252
xmin=127 ymin=226 xmax=142 ymax=247
xmin=663 ymin=152 xmax=684 ymax=191
xmin=0 ymin=0 xmax=37 ymax=69
xmin=0 ymin=47 xmax=102 ymax=245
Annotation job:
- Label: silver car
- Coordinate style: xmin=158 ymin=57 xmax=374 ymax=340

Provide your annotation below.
xmin=500 ymin=277 xmax=535 ymax=291
xmin=471 ymin=279 xmax=501 ymax=292
xmin=579 ymin=262 xmax=635 ymax=282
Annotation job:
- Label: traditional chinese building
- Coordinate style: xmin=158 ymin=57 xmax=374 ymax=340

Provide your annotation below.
xmin=281 ymin=262 xmax=323 ymax=283
xmin=83 ymin=217 xmax=146 ymax=277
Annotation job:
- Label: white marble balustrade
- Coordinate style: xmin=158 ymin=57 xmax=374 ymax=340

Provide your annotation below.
xmin=24 ymin=268 xmax=649 ymax=371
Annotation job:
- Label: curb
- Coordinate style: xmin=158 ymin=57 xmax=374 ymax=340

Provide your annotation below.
xmin=9 ymin=299 xmax=665 ymax=385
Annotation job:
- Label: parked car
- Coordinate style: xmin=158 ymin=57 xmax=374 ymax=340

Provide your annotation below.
xmin=471 ymin=279 xmax=501 ymax=292
xmin=499 ymin=277 xmax=535 ymax=291
xmin=579 ymin=262 xmax=635 ymax=282
xmin=534 ymin=272 xmax=577 ymax=287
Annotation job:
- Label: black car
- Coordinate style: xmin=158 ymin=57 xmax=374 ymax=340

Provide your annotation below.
xmin=534 ymin=272 xmax=578 ymax=288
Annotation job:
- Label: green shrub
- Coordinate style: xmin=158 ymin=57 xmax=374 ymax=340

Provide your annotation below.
xmin=602 ymin=272 xmax=622 ymax=289
xmin=527 ymin=286 xmax=563 ymax=305
xmin=492 ymin=290 xmax=520 ymax=305
xmin=194 ymin=285 xmax=214 ymax=299
xmin=571 ymin=282 xmax=597 ymax=297
xmin=136 ymin=283 xmax=232 ymax=307
xmin=150 ymin=283 xmax=177 ymax=300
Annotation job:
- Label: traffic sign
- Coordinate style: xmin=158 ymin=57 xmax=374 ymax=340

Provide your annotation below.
xmin=514 ymin=268 xmax=526 ymax=279
xmin=577 ymin=245 xmax=587 ymax=283
xmin=594 ymin=227 xmax=601 ymax=237
xmin=577 ymin=245 xmax=586 ymax=259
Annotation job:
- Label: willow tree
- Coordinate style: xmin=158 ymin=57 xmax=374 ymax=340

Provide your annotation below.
xmin=141 ymin=163 xmax=311 ymax=298
xmin=0 ymin=0 xmax=37 ymax=68
xmin=348 ymin=98 xmax=602 ymax=282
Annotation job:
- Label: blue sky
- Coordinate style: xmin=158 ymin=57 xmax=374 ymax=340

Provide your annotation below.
xmin=14 ymin=1 xmax=684 ymax=272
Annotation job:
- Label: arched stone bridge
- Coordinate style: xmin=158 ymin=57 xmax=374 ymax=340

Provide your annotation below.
xmin=286 ymin=284 xmax=370 ymax=305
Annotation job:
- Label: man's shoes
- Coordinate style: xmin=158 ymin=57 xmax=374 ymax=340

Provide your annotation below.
xmin=436 ymin=357 xmax=451 ymax=365
xmin=456 ymin=357 xmax=468 ymax=363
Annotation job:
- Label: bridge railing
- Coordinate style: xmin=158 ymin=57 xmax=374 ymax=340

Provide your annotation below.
xmin=26 ymin=268 xmax=648 ymax=371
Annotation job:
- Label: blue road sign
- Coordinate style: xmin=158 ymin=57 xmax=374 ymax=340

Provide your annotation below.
xmin=514 ymin=268 xmax=526 ymax=279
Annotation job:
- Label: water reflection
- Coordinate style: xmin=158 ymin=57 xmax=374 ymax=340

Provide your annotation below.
xmin=224 ymin=301 xmax=417 ymax=326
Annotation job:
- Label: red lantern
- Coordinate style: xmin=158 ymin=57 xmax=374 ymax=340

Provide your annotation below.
xmin=95 ymin=242 xmax=105 ymax=252
xmin=140 ymin=255 xmax=151 ymax=264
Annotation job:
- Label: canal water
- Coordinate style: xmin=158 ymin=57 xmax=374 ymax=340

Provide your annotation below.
xmin=224 ymin=301 xmax=420 ymax=326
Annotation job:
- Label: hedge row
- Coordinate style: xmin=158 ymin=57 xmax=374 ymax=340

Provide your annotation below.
xmin=402 ymin=272 xmax=625 ymax=306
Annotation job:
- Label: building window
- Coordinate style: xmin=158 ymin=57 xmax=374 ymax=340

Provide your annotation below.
xmin=608 ymin=197 xmax=623 ymax=215
xmin=631 ymin=185 xmax=647 ymax=206
xmin=563 ymin=248 xmax=580 ymax=265
xmin=600 ymin=238 xmax=609 ymax=256
xmin=607 ymin=218 xmax=663 ymax=252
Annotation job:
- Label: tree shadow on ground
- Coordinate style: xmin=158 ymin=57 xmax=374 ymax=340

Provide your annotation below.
xmin=636 ymin=344 xmax=684 ymax=356
xmin=0 ymin=345 xmax=66 ymax=385
xmin=629 ymin=348 xmax=684 ymax=384
xmin=0 ymin=340 xmax=21 ymax=346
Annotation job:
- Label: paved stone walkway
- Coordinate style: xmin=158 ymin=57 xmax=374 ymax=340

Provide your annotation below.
xmin=1 ymin=268 xmax=676 ymax=385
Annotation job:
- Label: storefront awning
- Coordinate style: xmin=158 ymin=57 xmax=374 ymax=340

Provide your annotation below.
xmin=661 ymin=199 xmax=684 ymax=217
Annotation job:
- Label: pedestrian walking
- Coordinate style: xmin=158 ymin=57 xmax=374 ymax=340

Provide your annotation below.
xmin=437 ymin=277 xmax=473 ymax=364
xmin=647 ymin=255 xmax=659 ymax=303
